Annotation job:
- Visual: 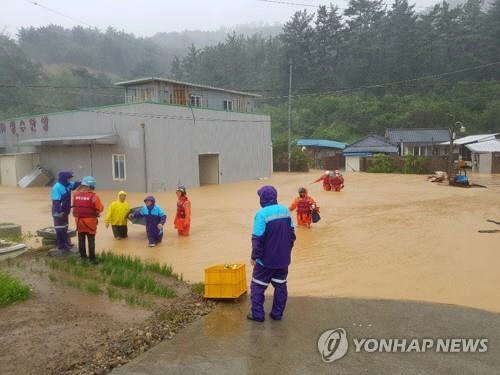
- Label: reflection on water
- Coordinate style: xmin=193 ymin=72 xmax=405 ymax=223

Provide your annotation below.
xmin=1 ymin=172 xmax=500 ymax=312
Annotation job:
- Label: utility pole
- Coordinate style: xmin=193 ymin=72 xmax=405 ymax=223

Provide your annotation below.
xmin=447 ymin=118 xmax=465 ymax=183
xmin=287 ymin=59 xmax=293 ymax=172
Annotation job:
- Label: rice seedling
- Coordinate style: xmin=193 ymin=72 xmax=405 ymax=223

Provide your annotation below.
xmin=0 ymin=271 xmax=30 ymax=306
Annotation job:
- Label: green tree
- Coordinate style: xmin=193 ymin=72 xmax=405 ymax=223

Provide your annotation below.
xmin=383 ymin=0 xmax=418 ymax=80
xmin=312 ymin=4 xmax=344 ymax=89
xmin=343 ymin=0 xmax=387 ymax=84
xmin=281 ymin=10 xmax=315 ymax=90
xmin=483 ymin=0 xmax=500 ymax=78
xmin=0 ymin=34 xmax=41 ymax=118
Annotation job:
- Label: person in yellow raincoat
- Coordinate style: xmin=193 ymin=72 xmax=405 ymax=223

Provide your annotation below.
xmin=105 ymin=191 xmax=130 ymax=239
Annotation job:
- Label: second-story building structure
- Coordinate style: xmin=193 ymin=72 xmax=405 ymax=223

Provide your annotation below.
xmin=115 ymin=77 xmax=259 ymax=113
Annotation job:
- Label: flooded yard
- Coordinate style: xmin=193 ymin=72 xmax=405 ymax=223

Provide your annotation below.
xmin=1 ymin=171 xmax=499 ymax=312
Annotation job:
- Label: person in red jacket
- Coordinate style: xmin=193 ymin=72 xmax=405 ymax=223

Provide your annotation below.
xmin=174 ymin=186 xmax=191 ymax=236
xmin=289 ymin=187 xmax=318 ymax=228
xmin=313 ymin=171 xmax=333 ymax=191
xmin=72 ymin=176 xmax=104 ymax=263
xmin=331 ymin=169 xmax=345 ymax=192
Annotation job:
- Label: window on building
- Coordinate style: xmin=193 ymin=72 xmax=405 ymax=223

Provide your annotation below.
xmin=162 ymin=90 xmax=170 ymax=104
xmin=112 ymin=154 xmax=126 ymax=181
xmin=190 ymin=95 xmax=203 ymax=107
xmin=223 ymin=100 xmax=233 ymax=111
xmin=413 ymin=146 xmax=419 ymax=155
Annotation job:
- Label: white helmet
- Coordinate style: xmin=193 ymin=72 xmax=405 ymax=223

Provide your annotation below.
xmin=324 ymin=171 xmax=330 ymax=175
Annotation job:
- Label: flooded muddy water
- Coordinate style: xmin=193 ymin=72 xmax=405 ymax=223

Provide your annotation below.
xmin=1 ymin=171 xmax=499 ymax=312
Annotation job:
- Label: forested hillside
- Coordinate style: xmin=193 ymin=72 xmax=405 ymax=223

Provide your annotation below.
xmin=1 ymin=0 xmax=499 ymax=147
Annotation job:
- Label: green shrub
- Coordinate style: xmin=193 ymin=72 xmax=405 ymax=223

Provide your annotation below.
xmin=368 ymin=154 xmax=395 ymax=173
xmin=0 ymin=271 xmax=30 ymax=306
xmin=402 ymin=154 xmax=427 ymax=174
xmin=291 ymin=147 xmax=310 ymax=172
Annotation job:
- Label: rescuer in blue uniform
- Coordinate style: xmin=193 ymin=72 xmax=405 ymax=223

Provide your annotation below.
xmin=51 ymin=171 xmax=80 ymax=250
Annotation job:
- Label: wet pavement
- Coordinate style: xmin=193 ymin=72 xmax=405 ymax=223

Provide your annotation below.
xmin=113 ymin=296 xmax=500 ymax=375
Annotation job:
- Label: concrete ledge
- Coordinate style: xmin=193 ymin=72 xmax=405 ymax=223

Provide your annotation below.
xmin=112 ymin=296 xmax=500 ymax=375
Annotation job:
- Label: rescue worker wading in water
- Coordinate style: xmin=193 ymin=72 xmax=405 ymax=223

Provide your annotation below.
xmin=72 ymin=176 xmax=104 ymax=263
xmin=331 ymin=169 xmax=345 ymax=192
xmin=289 ymin=187 xmax=318 ymax=228
xmin=313 ymin=171 xmax=333 ymax=191
xmin=174 ymin=186 xmax=191 ymax=236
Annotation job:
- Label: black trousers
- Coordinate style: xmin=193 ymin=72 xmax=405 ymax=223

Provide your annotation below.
xmin=78 ymin=232 xmax=95 ymax=260
xmin=111 ymin=225 xmax=128 ymax=238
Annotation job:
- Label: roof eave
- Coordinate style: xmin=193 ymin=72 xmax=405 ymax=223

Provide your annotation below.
xmin=114 ymin=77 xmax=261 ymax=98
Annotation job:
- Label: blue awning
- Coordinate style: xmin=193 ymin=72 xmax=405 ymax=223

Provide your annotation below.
xmin=297 ymin=139 xmax=347 ymax=149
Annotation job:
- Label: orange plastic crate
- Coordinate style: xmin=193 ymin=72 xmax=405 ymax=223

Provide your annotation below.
xmin=204 ymin=263 xmax=247 ymax=299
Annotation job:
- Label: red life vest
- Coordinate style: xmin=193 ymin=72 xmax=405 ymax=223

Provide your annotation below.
xmin=297 ymin=197 xmax=312 ymax=215
xmin=322 ymin=176 xmax=331 ymax=187
xmin=331 ymin=176 xmax=343 ymax=186
xmin=72 ymin=191 xmax=97 ymax=218
xmin=176 ymin=197 xmax=187 ymax=219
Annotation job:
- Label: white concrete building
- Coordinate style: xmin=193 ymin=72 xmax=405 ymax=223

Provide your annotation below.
xmin=342 ymin=135 xmax=398 ymax=172
xmin=466 ymin=139 xmax=500 ymax=174
xmin=0 ymin=78 xmax=272 ymax=191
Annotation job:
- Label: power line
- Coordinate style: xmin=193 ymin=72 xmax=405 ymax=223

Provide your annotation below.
xmin=259 ymin=61 xmax=500 ymax=100
xmin=256 ymin=0 xmax=319 ymax=7
xmin=0 ymin=83 xmax=285 ymax=92
xmin=0 ymin=84 xmax=121 ymax=90
xmin=20 ymin=0 xmax=94 ymax=28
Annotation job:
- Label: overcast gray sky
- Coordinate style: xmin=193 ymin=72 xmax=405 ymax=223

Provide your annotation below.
xmin=1 ymin=0 xmax=437 ymax=37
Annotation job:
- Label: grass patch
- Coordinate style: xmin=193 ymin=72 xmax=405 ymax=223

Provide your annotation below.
xmin=84 ymin=281 xmax=103 ymax=294
xmin=106 ymin=286 xmax=123 ymax=301
xmin=106 ymin=287 xmax=152 ymax=308
xmin=0 ymin=230 xmax=35 ymax=244
xmin=63 ymin=279 xmax=82 ymax=290
xmin=0 ymin=271 xmax=30 ymax=306
xmin=144 ymin=262 xmax=174 ymax=277
xmin=109 ymin=271 xmax=136 ymax=289
xmin=99 ymin=252 xmax=144 ymax=273
xmin=47 ymin=251 xmax=179 ymax=305
xmin=98 ymin=251 xmax=180 ymax=280
xmin=0 ymin=233 xmax=24 ymax=243
xmin=108 ymin=269 xmax=176 ymax=298
xmin=125 ymin=294 xmax=153 ymax=308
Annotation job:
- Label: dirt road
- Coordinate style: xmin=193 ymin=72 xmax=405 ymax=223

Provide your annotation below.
xmin=1 ymin=171 xmax=499 ymax=312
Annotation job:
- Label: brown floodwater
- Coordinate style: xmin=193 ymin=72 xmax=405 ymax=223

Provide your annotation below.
xmin=1 ymin=171 xmax=499 ymax=312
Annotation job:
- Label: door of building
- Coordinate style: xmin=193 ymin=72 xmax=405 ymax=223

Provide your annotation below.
xmin=198 ymin=154 xmax=220 ymax=185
